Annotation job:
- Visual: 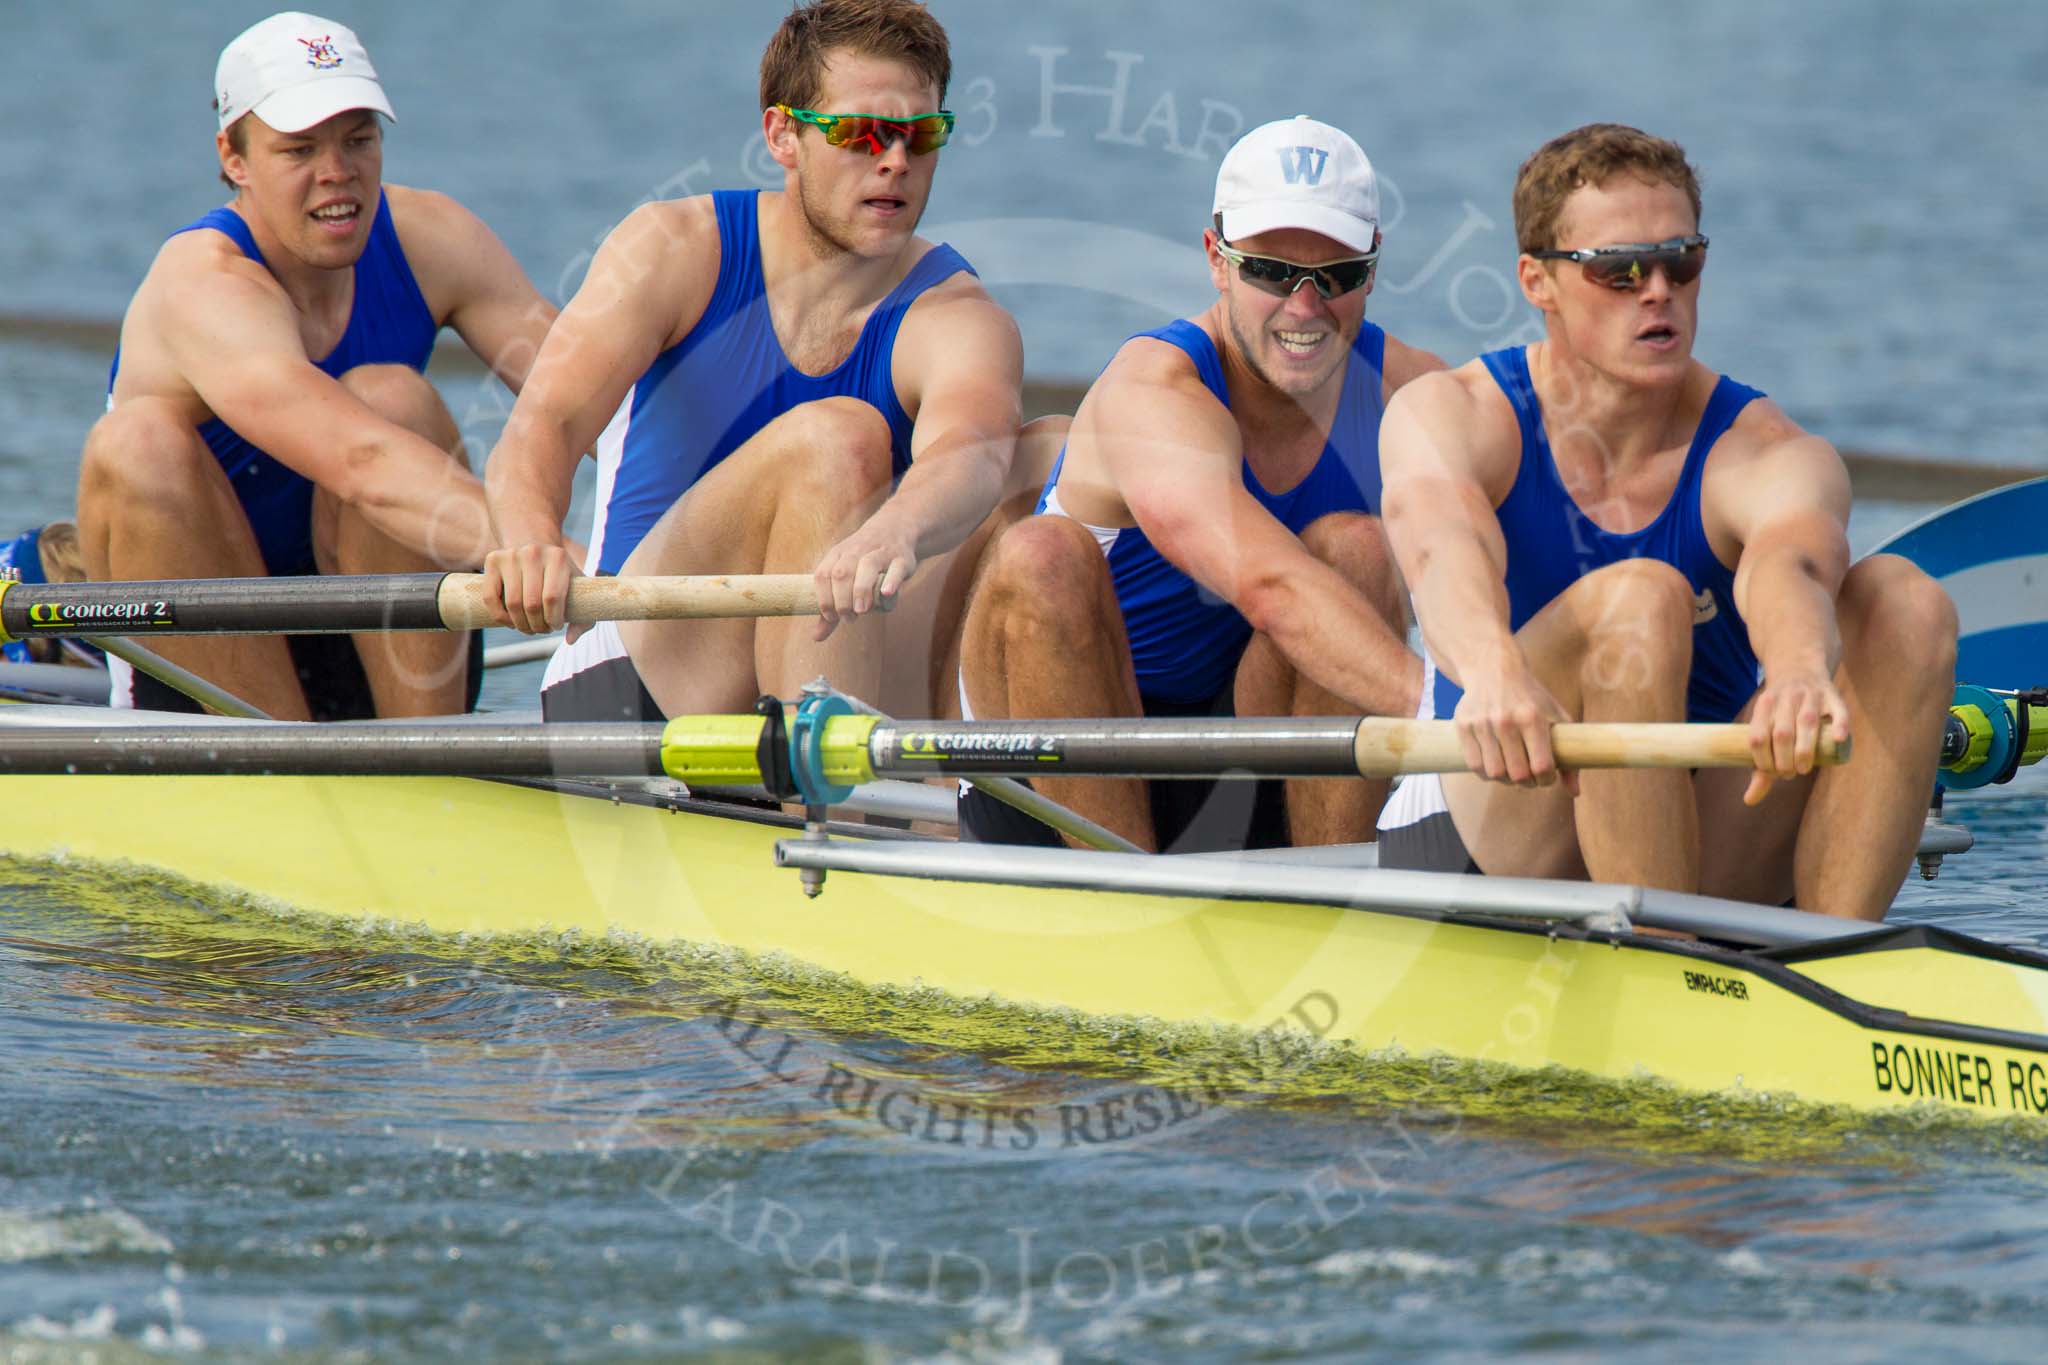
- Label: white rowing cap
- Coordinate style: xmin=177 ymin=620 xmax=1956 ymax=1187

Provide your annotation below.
xmin=1213 ymin=115 xmax=1379 ymax=253
xmin=215 ymin=12 xmax=396 ymax=134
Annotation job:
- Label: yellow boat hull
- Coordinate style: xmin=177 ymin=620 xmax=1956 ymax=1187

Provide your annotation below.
xmin=6 ymin=771 xmax=2047 ymax=1121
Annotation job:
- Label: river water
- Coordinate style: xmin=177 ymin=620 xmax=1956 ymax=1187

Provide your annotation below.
xmin=3 ymin=2 xmax=2047 ymax=1359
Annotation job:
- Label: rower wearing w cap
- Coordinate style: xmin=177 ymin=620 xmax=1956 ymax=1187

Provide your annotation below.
xmin=80 ymin=12 xmax=555 ymax=720
xmin=1377 ymin=123 xmax=1956 ymax=920
xmin=483 ymin=0 xmax=1024 ymax=724
xmin=957 ymin=117 xmax=1442 ymax=853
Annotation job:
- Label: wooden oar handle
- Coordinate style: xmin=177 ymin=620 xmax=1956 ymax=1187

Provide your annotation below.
xmin=1352 ymin=718 xmax=1851 ymax=777
xmin=438 ymin=573 xmax=821 ymax=630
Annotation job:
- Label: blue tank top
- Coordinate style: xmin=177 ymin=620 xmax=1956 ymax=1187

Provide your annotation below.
xmin=0 ymin=527 xmax=45 ymax=665
xmin=589 ymin=190 xmax=975 ymax=575
xmin=1039 ymin=317 xmax=1389 ymax=705
xmin=1431 ymin=346 xmax=1763 ymax=724
xmin=109 ymin=194 xmax=439 ymax=577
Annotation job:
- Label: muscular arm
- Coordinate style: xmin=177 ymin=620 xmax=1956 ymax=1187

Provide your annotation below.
xmin=1100 ymin=344 xmax=1417 ymax=718
xmin=1381 ymin=368 xmax=1566 ymax=781
xmin=390 ymin=186 xmax=556 ymax=395
xmin=1381 ymin=373 xmax=1517 ymax=687
xmin=811 ymin=277 xmax=1023 ymax=628
xmin=482 ymin=200 xmax=715 ymax=631
xmin=1712 ymin=402 xmax=1855 ymax=791
xmin=159 ymin=261 xmax=492 ymax=567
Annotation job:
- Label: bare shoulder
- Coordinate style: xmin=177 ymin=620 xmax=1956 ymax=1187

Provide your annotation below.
xmin=384 ymin=183 xmax=537 ymax=316
xmin=1719 ymin=393 xmax=1826 ymax=458
xmin=542 ymin=194 xmax=722 ymax=352
xmin=891 ymin=254 xmax=1022 ymax=426
xmin=1382 ymin=357 xmax=1521 ymax=494
xmin=383 ymin=183 xmax=503 ymax=261
xmin=575 ymin=195 xmax=720 ymax=309
xmin=113 ymin=222 xmax=311 ymax=410
xmin=1378 ymin=331 xmax=1447 ymax=397
xmin=1058 ymin=329 xmax=1237 ymax=527
xmin=1707 ymin=394 xmax=1849 ymax=507
xmin=1091 ymin=331 xmax=1223 ymax=416
xmin=1387 ymin=356 xmax=1515 ymax=436
xmin=382 ymin=182 xmax=467 ymax=228
xmin=129 ymin=223 xmax=290 ymax=349
xmin=896 ymin=257 xmax=1018 ymax=346
xmin=908 ymin=248 xmax=995 ymax=304
xmin=1070 ymin=330 xmax=1234 ymax=460
xmin=606 ymin=194 xmax=719 ymax=266
xmin=139 ymin=216 xmax=277 ymax=300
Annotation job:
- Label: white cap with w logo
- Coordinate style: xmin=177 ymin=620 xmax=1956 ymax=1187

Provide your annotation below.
xmin=1213 ymin=115 xmax=1380 ymax=253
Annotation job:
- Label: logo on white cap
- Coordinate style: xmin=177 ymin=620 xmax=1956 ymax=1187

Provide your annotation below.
xmin=1213 ymin=115 xmax=1379 ymax=254
xmin=300 ymin=36 xmax=344 ymax=70
xmin=215 ymin=12 xmax=395 ymax=134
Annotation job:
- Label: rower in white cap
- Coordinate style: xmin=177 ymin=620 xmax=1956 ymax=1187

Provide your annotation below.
xmin=955 ymin=116 xmax=1443 ymax=853
xmin=75 ymin=12 xmax=558 ymax=721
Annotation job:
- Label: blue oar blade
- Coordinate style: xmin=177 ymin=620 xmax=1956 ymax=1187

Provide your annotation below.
xmin=1870 ymin=475 xmax=2048 ymax=688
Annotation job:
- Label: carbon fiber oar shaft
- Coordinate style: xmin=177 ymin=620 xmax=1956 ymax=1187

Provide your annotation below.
xmin=0 ymin=724 xmax=667 ymax=777
xmin=0 ymin=572 xmax=819 ymax=641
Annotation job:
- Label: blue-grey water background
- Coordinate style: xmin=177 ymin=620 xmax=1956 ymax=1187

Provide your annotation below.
xmin=4 ymin=1 xmax=2048 ymax=1359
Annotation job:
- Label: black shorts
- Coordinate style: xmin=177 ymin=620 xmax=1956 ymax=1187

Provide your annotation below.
xmin=540 ymin=644 xmax=664 ymax=723
xmin=956 ymin=686 xmax=1288 ymax=853
xmin=1375 ymin=809 xmax=1482 ymax=874
xmin=129 ymin=630 xmax=484 ymax=721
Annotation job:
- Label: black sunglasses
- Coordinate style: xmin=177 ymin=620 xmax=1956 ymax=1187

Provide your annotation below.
xmin=1529 ymin=233 xmax=1708 ymax=290
xmin=1211 ymin=221 xmax=1378 ymax=300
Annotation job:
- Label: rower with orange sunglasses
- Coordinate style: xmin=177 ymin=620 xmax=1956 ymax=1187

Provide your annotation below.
xmin=954 ymin=116 xmax=1445 ymax=854
xmin=483 ymin=0 xmax=1028 ymax=729
xmin=1376 ymin=123 xmax=1954 ymax=924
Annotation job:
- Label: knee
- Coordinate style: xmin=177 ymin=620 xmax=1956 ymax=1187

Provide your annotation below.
xmin=777 ymin=397 xmax=895 ymax=495
xmin=1299 ymin=512 xmax=1401 ymax=619
xmin=1842 ymin=554 xmax=1958 ymax=676
xmin=338 ymin=364 xmax=461 ymax=461
xmin=1595 ymin=558 xmax=1693 ymax=630
xmin=977 ymin=514 xmax=1109 ymax=622
xmin=1580 ymin=558 xmax=1694 ymax=682
xmin=78 ymin=400 xmax=211 ymax=505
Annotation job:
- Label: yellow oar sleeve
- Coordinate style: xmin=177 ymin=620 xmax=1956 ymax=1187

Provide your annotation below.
xmin=658 ymin=715 xmax=771 ymax=785
xmin=658 ymin=712 xmax=878 ymax=788
xmin=2013 ymin=696 xmax=2048 ymax=769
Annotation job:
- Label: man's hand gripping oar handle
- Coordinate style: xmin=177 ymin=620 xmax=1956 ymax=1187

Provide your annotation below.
xmin=438 ymin=573 xmax=822 ymax=630
xmin=1349 ymin=718 xmax=1851 ymax=778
